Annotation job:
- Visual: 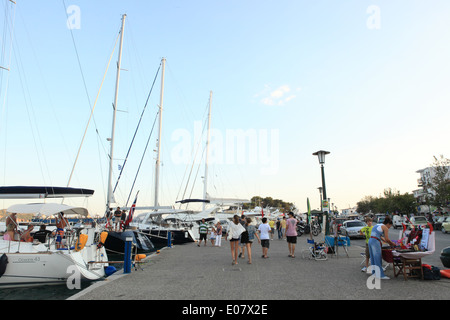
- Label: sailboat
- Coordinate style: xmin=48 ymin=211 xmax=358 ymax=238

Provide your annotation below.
xmin=0 ymin=186 xmax=109 ymax=288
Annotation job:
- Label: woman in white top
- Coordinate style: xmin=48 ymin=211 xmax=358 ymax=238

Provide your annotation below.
xmin=227 ymin=215 xmax=245 ymax=265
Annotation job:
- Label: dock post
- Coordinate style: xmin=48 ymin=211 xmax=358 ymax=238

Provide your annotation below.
xmin=167 ymin=231 xmax=172 ymax=248
xmin=124 ymin=236 xmax=133 ymax=273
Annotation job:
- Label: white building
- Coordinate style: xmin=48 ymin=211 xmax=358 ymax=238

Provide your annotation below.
xmin=413 ymin=166 xmax=450 ymax=213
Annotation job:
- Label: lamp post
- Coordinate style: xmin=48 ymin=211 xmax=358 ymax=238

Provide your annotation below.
xmin=313 ymin=150 xmax=330 ymax=235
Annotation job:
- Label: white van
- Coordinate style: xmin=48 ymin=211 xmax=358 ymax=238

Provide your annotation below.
xmin=393 ymin=215 xmax=405 ymax=229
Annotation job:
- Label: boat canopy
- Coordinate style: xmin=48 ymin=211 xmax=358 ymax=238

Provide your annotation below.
xmin=6 ymin=203 xmax=89 ymax=217
xmin=0 ymin=186 xmax=94 ymax=199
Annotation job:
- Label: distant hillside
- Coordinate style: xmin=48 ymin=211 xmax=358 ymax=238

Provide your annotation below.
xmin=0 ymin=209 xmax=34 ymax=222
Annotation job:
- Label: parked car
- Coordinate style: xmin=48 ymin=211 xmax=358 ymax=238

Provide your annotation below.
xmin=339 ymin=220 xmax=367 ymax=239
xmin=442 ymin=217 xmax=450 ymax=234
xmin=409 ymin=216 xmax=428 ymax=229
xmin=393 ymin=215 xmax=405 ymax=229
xmin=434 ymin=216 xmax=449 ymax=231
xmin=334 ymin=217 xmax=348 ymax=233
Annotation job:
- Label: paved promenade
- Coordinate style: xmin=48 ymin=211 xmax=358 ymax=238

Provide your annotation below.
xmin=69 ymin=236 xmax=450 ymax=301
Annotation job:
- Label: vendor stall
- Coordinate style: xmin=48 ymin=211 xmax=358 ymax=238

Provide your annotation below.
xmin=382 ymin=228 xmax=435 ymax=280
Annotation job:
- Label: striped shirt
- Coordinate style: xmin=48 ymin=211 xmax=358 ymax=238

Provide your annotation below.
xmin=199 ymin=222 xmax=208 ymax=234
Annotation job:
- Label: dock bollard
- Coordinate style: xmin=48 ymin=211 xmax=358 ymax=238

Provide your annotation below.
xmin=124 ymin=236 xmax=133 ymax=274
xmin=167 ymin=231 xmax=172 ymax=248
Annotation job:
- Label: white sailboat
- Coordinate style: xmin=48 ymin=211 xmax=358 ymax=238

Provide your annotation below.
xmin=0 ymin=187 xmax=109 ymax=288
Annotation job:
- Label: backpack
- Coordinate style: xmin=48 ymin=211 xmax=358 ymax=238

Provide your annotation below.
xmin=422 ymin=264 xmax=441 ymax=280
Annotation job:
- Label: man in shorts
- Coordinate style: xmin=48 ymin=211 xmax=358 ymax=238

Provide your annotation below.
xmin=285 ymin=212 xmax=298 ymax=258
xmin=258 ymin=217 xmax=271 ymax=258
xmin=198 ymin=218 xmax=209 ymax=246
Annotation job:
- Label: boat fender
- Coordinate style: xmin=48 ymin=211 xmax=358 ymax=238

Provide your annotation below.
xmin=0 ymin=254 xmax=8 ymax=278
xmin=75 ymin=234 xmax=88 ymax=252
xmin=441 ymin=269 xmax=450 ymax=279
xmin=135 ymin=254 xmax=146 ymax=262
xmin=104 ymin=266 xmax=117 ymax=277
xmin=97 ymin=231 xmax=108 ymax=249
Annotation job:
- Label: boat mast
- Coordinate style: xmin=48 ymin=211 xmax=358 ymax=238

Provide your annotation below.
xmin=154 ymin=57 xmax=165 ymax=207
xmin=106 ymin=14 xmax=126 ymax=214
xmin=203 ymin=91 xmax=212 ymax=211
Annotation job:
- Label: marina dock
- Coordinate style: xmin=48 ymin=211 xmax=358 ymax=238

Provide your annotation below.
xmin=69 ymin=236 xmax=450 ymax=301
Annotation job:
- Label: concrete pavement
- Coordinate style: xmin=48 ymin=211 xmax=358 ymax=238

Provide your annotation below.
xmin=69 ymin=235 xmax=450 ymax=300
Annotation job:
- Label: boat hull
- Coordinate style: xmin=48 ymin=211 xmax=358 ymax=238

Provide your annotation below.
xmin=0 ymin=242 xmax=108 ymax=289
xmin=103 ymin=230 xmax=154 ymax=254
xmin=141 ymin=229 xmax=196 ymax=245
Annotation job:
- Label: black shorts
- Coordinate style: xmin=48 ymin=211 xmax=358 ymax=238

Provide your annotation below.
xmin=199 ymin=233 xmax=207 ymax=241
xmin=286 ymin=236 xmax=297 ymax=244
xmin=261 ymin=239 xmax=270 ymax=248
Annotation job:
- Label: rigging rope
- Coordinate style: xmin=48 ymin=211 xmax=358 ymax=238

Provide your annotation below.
xmin=112 ymin=63 xmax=161 ymax=195
xmin=125 ymin=110 xmax=159 ymax=206
xmin=65 ymin=32 xmax=119 ymax=188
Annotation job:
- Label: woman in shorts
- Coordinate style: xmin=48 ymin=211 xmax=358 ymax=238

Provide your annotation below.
xmin=286 ymin=212 xmax=298 ymax=258
xmin=227 ymin=215 xmax=245 ymax=265
xmin=242 ymin=218 xmax=260 ymax=264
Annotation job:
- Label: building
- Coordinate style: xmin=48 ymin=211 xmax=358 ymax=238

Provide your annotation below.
xmin=413 ymin=166 xmax=450 ymax=213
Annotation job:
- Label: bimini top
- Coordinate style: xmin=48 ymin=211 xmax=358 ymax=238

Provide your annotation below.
xmin=0 ymin=186 xmax=94 ymax=199
xmin=7 ymin=203 xmax=89 ymax=217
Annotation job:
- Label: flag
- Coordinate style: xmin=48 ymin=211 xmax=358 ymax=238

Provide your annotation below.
xmin=307 ymin=197 xmax=311 ymax=224
xmin=125 ymin=191 xmax=139 ymax=226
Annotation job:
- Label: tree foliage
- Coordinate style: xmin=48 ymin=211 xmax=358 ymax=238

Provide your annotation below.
xmin=243 ymin=196 xmax=294 ymax=212
xmin=356 ymin=188 xmax=417 ymax=215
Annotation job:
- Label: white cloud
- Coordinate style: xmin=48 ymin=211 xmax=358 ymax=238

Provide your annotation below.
xmin=257 ymin=85 xmax=300 ymax=106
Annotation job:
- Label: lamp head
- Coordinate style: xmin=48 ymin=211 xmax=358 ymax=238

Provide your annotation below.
xmin=313 ymin=150 xmax=330 ymax=164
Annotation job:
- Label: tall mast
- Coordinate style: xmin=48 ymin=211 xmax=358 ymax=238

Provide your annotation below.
xmin=106 ymin=14 xmax=126 ymax=213
xmin=154 ymin=57 xmax=165 ymax=207
xmin=203 ymin=91 xmax=212 ymax=211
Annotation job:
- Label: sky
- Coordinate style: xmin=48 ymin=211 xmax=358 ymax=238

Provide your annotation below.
xmin=0 ymin=0 xmax=450 ymax=216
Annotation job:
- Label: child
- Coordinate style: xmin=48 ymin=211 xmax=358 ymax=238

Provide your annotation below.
xmin=210 ymin=226 xmax=216 ymax=246
xmin=359 ymin=217 xmax=373 ymax=273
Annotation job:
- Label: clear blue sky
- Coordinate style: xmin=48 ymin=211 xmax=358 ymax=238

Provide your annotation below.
xmin=1 ymin=0 xmax=450 ymax=215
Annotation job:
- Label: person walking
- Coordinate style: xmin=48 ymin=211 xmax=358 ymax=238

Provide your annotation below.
xmin=258 ymin=217 xmax=271 ymax=258
xmin=281 ymin=216 xmax=287 ymax=240
xmin=285 ymin=212 xmax=298 ymax=258
xmin=269 ymin=219 xmax=275 ymax=240
xmin=368 ymin=216 xmax=396 ymax=279
xmin=227 ymin=215 xmax=245 ymax=265
xmin=238 ymin=215 xmax=246 ymax=259
xmin=276 ymin=219 xmax=282 ymax=239
xmin=243 ymin=217 xmax=260 ymax=264
xmin=198 ymin=218 xmax=209 ymax=247
xmin=215 ymin=221 xmax=223 ymax=247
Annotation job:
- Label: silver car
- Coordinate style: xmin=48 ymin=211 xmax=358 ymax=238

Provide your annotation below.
xmin=340 ymin=220 xmax=367 ymax=239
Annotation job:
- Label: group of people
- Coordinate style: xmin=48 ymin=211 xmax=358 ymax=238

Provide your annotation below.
xmin=227 ymin=213 xmax=298 ymax=265
xmin=106 ymin=207 xmax=129 ymax=232
xmin=197 ymin=212 xmax=299 ymax=266
xmin=3 ymin=212 xmax=67 ymax=248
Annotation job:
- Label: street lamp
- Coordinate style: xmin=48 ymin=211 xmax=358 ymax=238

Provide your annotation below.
xmin=313 ymin=150 xmax=330 ymax=235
